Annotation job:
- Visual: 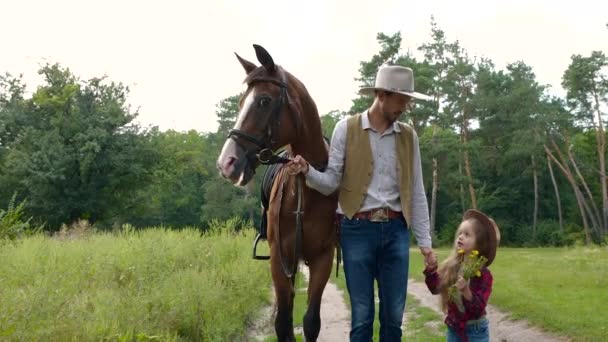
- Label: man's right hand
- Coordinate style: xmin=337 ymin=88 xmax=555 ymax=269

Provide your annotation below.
xmin=286 ymin=155 xmax=309 ymax=176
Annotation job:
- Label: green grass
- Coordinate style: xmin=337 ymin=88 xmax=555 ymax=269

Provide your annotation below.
xmin=3 ymin=225 xmax=604 ymax=341
xmin=0 ymin=226 xmax=272 ymax=341
xmin=401 ymin=296 xmax=446 ymax=342
xmin=409 ymin=246 xmax=608 ymax=342
xmin=331 ymin=266 xmax=445 ymax=341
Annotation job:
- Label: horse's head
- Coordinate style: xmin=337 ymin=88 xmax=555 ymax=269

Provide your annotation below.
xmin=217 ymin=44 xmax=301 ymax=186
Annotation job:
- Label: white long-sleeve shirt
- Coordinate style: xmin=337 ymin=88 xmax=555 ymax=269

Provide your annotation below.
xmin=305 ymin=111 xmax=432 ymax=248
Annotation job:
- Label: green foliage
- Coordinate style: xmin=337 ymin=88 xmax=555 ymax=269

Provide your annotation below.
xmin=561 ymin=51 xmax=607 ymax=126
xmin=0 ymin=224 xmax=271 ymax=341
xmin=436 ymin=213 xmax=461 ymax=246
xmin=215 ymin=94 xmax=242 ymax=137
xmin=207 ymin=216 xmax=252 ymax=233
xmin=531 ymin=219 xmax=583 ymax=247
xmin=200 ymin=177 xmax=258 ymax=225
xmin=0 ymin=193 xmax=41 ymax=242
xmin=121 ymin=129 xmax=209 ymax=228
xmin=320 ymin=110 xmax=346 ymax=139
xmin=1 ymin=19 xmax=607 ymax=244
xmin=0 ymin=63 xmax=161 ymax=230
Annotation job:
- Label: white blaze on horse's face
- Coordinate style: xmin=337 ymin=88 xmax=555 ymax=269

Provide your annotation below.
xmin=233 ymin=88 xmax=256 ymax=131
xmin=217 ymin=88 xmax=257 ymax=186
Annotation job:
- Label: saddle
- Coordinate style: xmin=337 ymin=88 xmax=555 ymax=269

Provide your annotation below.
xmin=252 ymin=137 xmax=333 ymax=262
xmin=260 ymin=150 xmax=289 ymax=236
xmin=252 ymin=149 xmax=289 ymax=260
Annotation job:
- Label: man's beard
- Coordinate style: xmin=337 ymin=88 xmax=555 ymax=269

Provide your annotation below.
xmin=383 ymin=111 xmax=402 ymax=123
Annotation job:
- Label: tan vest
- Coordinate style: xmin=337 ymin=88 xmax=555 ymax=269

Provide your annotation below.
xmin=338 ymin=113 xmax=415 ymax=223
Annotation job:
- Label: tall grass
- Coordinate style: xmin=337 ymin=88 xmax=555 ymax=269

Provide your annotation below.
xmin=0 ymin=224 xmax=271 ymax=341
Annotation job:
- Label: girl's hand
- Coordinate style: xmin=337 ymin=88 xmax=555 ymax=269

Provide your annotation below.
xmin=424 ymin=263 xmax=438 ymax=273
xmin=421 ymin=248 xmax=437 ymax=270
xmin=456 ymin=276 xmax=469 ymax=292
xmin=456 ymin=276 xmax=473 ymax=301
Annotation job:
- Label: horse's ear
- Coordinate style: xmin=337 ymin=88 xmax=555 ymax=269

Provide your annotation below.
xmin=235 ymin=52 xmax=257 ymax=74
xmin=253 ymin=44 xmax=276 ymax=73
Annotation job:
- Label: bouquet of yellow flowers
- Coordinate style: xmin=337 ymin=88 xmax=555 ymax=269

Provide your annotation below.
xmin=448 ymin=249 xmax=488 ymax=312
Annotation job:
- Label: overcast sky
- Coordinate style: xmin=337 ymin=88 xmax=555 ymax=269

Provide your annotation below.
xmin=2 ymin=0 xmax=607 ymax=133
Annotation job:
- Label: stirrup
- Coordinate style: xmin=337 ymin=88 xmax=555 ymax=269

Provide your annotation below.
xmin=252 ymin=233 xmax=270 ymax=260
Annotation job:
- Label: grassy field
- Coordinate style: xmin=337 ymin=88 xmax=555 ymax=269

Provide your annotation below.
xmin=0 ymin=224 xmax=271 ymax=341
xmin=409 ymin=246 xmax=608 ymax=342
xmin=2 ymin=222 xmax=606 ymax=341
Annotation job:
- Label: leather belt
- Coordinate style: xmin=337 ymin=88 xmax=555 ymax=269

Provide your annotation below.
xmin=352 ymin=208 xmax=403 ymax=222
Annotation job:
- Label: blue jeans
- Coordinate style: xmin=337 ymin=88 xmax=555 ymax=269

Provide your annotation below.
xmin=340 ymin=216 xmax=410 ymax=342
xmin=447 ymin=317 xmax=490 ymax=342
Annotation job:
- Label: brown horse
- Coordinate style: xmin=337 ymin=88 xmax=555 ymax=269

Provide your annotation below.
xmin=216 ymin=44 xmax=339 ymax=341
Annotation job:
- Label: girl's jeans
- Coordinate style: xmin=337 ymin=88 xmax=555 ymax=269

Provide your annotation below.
xmin=447 ymin=317 xmax=490 ymax=342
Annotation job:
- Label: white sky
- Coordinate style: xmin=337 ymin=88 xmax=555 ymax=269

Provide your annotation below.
xmin=2 ymin=0 xmax=607 ymax=133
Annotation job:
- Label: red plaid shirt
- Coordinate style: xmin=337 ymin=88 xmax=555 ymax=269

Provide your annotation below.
xmin=423 ymin=266 xmax=493 ymax=342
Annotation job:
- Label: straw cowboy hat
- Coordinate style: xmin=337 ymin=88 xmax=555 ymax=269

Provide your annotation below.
xmin=359 ymin=64 xmax=433 ymax=101
xmin=462 ymin=209 xmax=501 ymax=266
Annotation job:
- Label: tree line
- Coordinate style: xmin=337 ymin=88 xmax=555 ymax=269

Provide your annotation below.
xmin=1 ymin=18 xmax=606 ymax=246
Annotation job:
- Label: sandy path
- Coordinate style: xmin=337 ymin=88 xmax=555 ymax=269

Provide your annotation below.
xmin=299 ymin=266 xmax=351 ymax=341
xmin=248 ymin=270 xmax=570 ymax=342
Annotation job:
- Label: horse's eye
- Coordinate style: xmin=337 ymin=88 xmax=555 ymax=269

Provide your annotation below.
xmin=259 ymin=97 xmax=271 ymax=108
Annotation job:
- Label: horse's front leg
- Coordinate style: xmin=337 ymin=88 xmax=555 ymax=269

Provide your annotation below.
xmin=303 ymin=246 xmax=334 ymax=342
xmin=270 ymin=243 xmax=296 ymax=342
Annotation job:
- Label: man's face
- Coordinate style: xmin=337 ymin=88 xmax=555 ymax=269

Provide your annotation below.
xmin=379 ymin=91 xmax=412 ymax=123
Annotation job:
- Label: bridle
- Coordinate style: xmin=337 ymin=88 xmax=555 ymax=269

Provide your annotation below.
xmin=228 ymin=76 xmax=303 ymax=279
xmin=227 ymin=77 xmax=292 ymax=165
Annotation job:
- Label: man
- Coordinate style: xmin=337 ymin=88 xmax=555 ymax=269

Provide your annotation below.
xmin=286 ymin=64 xmax=437 ymax=341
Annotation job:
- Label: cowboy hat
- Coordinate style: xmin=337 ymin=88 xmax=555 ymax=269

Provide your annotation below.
xmin=462 ymin=209 xmax=501 ymax=266
xmin=358 ymin=64 xmax=433 ymax=101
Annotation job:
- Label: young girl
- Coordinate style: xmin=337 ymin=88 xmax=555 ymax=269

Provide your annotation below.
xmin=423 ymin=209 xmax=500 ymax=342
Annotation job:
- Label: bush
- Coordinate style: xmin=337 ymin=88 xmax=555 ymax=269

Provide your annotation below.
xmin=54 ymin=219 xmax=97 ymax=240
xmin=505 ymin=220 xmax=585 ymax=247
xmin=0 ymin=193 xmax=41 ymax=242
xmin=436 ymin=214 xmax=462 ymax=247
xmin=534 ymin=220 xmax=567 ymax=246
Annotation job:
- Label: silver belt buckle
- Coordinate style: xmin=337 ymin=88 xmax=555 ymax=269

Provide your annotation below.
xmin=370 ymin=208 xmax=389 ymax=222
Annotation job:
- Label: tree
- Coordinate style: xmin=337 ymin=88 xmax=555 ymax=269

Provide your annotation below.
xmin=562 ymin=51 xmax=608 ymax=236
xmin=320 ymin=110 xmax=346 ymax=139
xmin=121 ymin=129 xmax=210 ymax=228
xmin=474 ymin=61 xmax=550 ymax=234
xmin=418 ymin=17 xmax=479 ymax=233
xmin=1 ymin=63 xmax=160 ymax=229
xmin=215 ymin=94 xmax=242 ymax=137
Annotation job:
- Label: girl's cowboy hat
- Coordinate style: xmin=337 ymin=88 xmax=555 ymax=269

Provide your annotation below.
xmin=462 ymin=209 xmax=501 ymax=266
xmin=359 ymin=64 xmax=433 ymax=101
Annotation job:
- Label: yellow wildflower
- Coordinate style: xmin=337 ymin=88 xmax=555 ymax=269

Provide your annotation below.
xmin=450 ymin=250 xmax=488 ymax=312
